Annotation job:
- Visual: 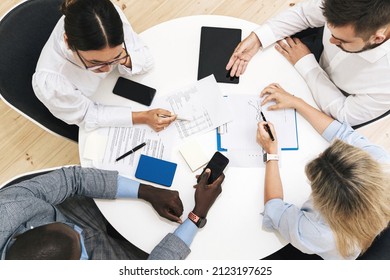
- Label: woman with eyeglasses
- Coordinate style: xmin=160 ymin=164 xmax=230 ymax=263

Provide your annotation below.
xmin=32 ymin=0 xmax=176 ymax=132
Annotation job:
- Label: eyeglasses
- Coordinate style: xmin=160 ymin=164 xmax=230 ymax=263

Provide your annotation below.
xmin=75 ymin=42 xmax=129 ymax=71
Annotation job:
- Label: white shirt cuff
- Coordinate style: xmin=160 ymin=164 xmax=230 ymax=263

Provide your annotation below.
xmin=294 ymin=53 xmax=319 ymax=77
xmin=253 ymin=24 xmax=277 ymax=49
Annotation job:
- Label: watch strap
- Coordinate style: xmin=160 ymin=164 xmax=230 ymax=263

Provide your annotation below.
xmin=188 ymin=211 xmax=200 ymax=223
xmin=263 ymin=153 xmax=279 ymax=162
xmin=188 ymin=211 xmax=207 ymax=228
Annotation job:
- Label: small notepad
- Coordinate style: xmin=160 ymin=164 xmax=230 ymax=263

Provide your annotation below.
xmin=135 ymin=155 xmax=177 ymax=187
xmin=179 ymin=139 xmax=209 ymax=172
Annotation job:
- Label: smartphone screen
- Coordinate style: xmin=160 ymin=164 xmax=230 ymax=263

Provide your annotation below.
xmin=198 ymin=152 xmax=229 ymax=184
xmin=112 ymin=77 xmax=156 ymax=106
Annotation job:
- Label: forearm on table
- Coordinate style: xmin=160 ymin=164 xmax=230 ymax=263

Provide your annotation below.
xmin=294 ymin=56 xmax=384 ymax=126
xmin=294 ymin=96 xmax=334 ymax=135
xmin=254 ymin=0 xmax=325 ymax=48
xmin=2 ymin=167 xmax=119 ymax=204
xmin=264 ymin=161 xmax=283 ymax=204
xmin=294 ymin=54 xmax=347 ymax=118
xmin=117 ymin=176 xmax=198 ymax=248
xmin=132 ymin=111 xmax=148 ymax=125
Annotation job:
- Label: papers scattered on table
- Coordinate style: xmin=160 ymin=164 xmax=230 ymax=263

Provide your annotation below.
xmin=217 ymin=94 xmax=298 ymax=167
xmin=83 ymin=126 xmax=173 ymax=176
xmin=153 ymin=75 xmax=233 ymax=138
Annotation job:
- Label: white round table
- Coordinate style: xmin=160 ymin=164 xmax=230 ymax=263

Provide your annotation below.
xmin=79 ymin=15 xmax=329 ymax=259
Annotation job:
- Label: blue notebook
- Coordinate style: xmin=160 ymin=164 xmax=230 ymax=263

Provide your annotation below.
xmin=135 ymin=155 xmax=177 ymax=187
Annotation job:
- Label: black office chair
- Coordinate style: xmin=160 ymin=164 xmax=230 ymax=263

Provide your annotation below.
xmin=262 ymin=227 xmax=390 ymax=260
xmin=0 ymin=0 xmax=78 ymax=142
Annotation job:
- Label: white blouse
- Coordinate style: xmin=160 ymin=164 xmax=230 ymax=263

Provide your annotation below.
xmin=32 ymin=5 xmax=153 ymax=131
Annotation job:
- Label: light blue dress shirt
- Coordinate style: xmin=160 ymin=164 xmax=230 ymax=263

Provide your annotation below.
xmin=76 ymin=175 xmax=197 ymax=259
xmin=115 ymin=176 xmax=197 ymax=246
xmin=262 ymin=121 xmax=390 ymax=260
xmin=73 ymin=225 xmax=89 ymax=260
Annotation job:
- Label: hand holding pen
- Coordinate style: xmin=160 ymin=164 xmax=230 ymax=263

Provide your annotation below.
xmin=133 ymin=109 xmax=176 ymax=132
xmin=256 ymin=121 xmax=278 ymax=154
xmin=158 ymin=114 xmax=192 ymax=122
xmin=260 ymin=111 xmax=274 ymax=141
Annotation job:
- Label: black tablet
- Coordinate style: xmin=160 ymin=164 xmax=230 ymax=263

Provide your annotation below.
xmin=197 ymin=26 xmax=242 ymax=84
xmin=112 ymin=77 xmax=156 ymax=106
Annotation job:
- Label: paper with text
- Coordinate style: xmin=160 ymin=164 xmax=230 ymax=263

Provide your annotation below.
xmin=86 ymin=126 xmax=173 ymax=176
xmin=219 ymin=94 xmax=297 ymax=167
xmin=153 ymin=75 xmax=233 ymax=138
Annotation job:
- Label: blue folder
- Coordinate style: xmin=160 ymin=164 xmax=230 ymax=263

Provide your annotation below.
xmin=135 ymin=155 xmax=177 ymax=187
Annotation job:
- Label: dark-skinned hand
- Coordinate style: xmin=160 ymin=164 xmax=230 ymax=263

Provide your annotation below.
xmin=138 ymin=184 xmax=183 ymax=223
xmin=192 ymin=169 xmax=225 ymax=218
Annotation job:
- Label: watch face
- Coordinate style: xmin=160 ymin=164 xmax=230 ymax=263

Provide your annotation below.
xmin=197 ymin=218 xmax=207 ymax=228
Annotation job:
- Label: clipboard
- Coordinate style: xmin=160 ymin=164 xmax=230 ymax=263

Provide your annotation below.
xmin=198 ymin=26 xmax=242 ymax=84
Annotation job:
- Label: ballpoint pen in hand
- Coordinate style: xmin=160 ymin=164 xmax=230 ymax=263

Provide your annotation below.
xmin=115 ymin=142 xmax=146 ymax=162
xmin=260 ymin=111 xmax=275 ymax=141
xmin=158 ymin=114 xmax=192 ymax=121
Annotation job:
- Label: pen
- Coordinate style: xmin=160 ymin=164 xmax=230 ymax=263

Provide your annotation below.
xmin=158 ymin=114 xmax=192 ymax=121
xmin=260 ymin=111 xmax=275 ymax=141
xmin=115 ymin=142 xmax=146 ymax=162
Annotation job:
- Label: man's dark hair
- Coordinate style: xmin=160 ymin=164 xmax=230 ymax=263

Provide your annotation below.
xmin=322 ymin=0 xmax=390 ymax=37
xmin=5 ymin=223 xmax=81 ymax=260
xmin=61 ymin=0 xmax=124 ymax=51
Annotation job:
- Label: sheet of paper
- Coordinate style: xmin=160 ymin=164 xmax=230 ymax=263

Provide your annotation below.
xmin=83 ymin=130 xmax=108 ymax=162
xmin=88 ymin=126 xmax=173 ymax=176
xmin=220 ymin=94 xmax=297 ymax=167
xmin=153 ymin=75 xmax=233 ymax=138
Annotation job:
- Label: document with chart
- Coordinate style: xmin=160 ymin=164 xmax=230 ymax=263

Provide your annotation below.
xmin=153 ymin=75 xmax=233 ymax=138
xmin=218 ymin=94 xmax=298 ymax=167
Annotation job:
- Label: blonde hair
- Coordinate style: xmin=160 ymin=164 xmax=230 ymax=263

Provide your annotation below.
xmin=306 ymin=139 xmax=390 ymax=258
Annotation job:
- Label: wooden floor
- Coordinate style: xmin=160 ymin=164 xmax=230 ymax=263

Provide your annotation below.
xmin=0 ymin=0 xmax=389 ymax=184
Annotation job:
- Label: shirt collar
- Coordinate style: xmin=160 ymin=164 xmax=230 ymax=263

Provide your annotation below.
xmin=73 ymin=224 xmax=89 ymax=260
xmin=357 ymin=39 xmax=390 ymax=63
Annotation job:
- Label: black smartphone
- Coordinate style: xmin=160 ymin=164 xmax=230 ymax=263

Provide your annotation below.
xmin=112 ymin=77 xmax=156 ymax=106
xmin=197 ymin=152 xmax=229 ymax=184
